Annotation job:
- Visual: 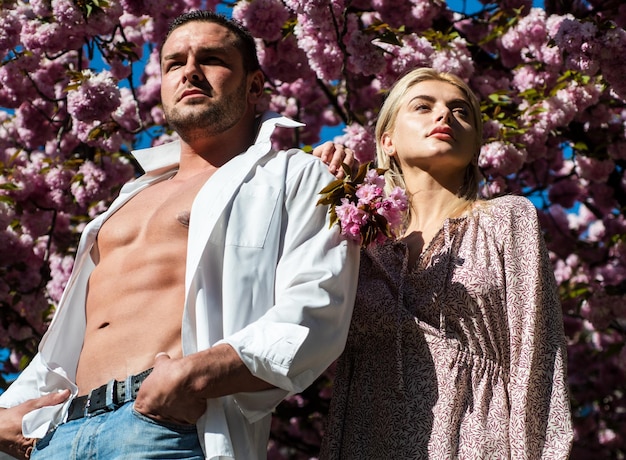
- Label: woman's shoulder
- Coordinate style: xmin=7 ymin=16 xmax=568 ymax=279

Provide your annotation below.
xmin=467 ymin=196 xmax=541 ymax=239
xmin=473 ymin=194 xmax=538 ymax=221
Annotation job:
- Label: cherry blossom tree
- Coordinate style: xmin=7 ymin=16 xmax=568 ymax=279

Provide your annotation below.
xmin=1 ymin=0 xmax=624 ymax=457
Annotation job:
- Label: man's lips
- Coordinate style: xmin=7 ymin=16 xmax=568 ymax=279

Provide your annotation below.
xmin=179 ymin=88 xmax=208 ymax=100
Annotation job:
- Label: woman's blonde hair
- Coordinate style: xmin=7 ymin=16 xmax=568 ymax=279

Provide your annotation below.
xmin=375 ymin=68 xmax=483 ymax=201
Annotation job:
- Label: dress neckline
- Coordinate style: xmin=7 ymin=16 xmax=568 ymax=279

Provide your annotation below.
xmin=395 ymin=215 xmax=469 ymax=271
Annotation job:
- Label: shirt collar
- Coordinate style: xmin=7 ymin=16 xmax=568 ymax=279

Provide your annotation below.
xmin=131 ymin=111 xmax=305 ymax=174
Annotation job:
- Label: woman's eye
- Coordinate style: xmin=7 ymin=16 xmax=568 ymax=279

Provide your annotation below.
xmin=453 ymin=107 xmax=469 ymax=117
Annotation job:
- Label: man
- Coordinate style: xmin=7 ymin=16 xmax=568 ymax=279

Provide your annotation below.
xmin=0 ymin=10 xmax=359 ymax=459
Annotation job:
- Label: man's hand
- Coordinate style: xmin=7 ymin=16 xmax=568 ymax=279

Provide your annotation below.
xmin=134 ymin=353 xmax=210 ymax=426
xmin=135 ymin=346 xmax=274 ymax=426
xmin=312 ymin=141 xmax=357 ymax=179
xmin=0 ymin=390 xmax=70 ymax=460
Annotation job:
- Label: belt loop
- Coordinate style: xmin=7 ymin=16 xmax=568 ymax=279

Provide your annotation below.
xmin=82 ymin=395 xmax=89 ymax=419
xmin=124 ymin=375 xmax=134 ymax=403
xmin=105 ymin=379 xmax=116 ymax=411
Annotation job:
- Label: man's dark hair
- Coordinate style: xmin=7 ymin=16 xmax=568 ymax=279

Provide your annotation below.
xmin=162 ymin=10 xmax=261 ymax=73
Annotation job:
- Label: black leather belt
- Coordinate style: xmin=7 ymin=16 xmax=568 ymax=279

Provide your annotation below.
xmin=67 ymin=368 xmax=153 ymax=421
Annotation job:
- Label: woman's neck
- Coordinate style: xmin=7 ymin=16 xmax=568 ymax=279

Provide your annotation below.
xmin=401 ymin=192 xmax=472 ymax=267
xmin=405 ymin=188 xmax=470 ymax=233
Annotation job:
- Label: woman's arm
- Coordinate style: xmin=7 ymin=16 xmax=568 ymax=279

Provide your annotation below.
xmin=503 ymin=197 xmax=573 ymax=459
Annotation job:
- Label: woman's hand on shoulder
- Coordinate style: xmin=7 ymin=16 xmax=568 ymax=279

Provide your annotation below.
xmin=311 ymin=141 xmax=358 ymax=179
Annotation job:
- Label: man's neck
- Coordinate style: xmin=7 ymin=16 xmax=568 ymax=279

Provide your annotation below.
xmin=176 ymin=115 xmax=260 ymax=175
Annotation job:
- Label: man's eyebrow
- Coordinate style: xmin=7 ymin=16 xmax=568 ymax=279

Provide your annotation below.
xmin=162 ymin=46 xmax=231 ymax=62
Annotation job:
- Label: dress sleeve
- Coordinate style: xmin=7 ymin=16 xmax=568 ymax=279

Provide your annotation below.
xmin=503 ymin=196 xmax=573 ymax=459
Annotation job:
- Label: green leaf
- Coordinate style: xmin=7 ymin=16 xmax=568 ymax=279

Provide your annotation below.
xmin=376 ymin=30 xmax=402 ymax=46
xmin=341 ymin=163 xmax=352 ymax=179
xmin=0 ymin=183 xmax=20 ymax=190
xmin=318 ymin=178 xmax=344 ymax=195
xmin=352 ymin=161 xmax=371 ymax=183
xmin=573 ymin=142 xmax=589 ymax=152
xmin=0 ymin=195 xmax=15 ymax=205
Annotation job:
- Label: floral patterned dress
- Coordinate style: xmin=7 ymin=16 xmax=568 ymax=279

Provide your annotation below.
xmin=320 ymin=195 xmax=573 ymax=459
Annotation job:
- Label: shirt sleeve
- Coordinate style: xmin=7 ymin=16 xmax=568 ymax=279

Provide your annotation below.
xmin=222 ymin=155 xmax=360 ymax=422
xmin=503 ymin=196 xmax=573 ymax=459
xmin=0 ymin=354 xmax=46 ymax=408
xmin=0 ymin=353 xmax=77 ymax=438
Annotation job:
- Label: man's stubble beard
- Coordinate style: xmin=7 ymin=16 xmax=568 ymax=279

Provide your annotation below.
xmin=164 ymin=79 xmax=248 ymax=143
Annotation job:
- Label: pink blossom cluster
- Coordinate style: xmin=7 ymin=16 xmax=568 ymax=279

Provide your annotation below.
xmin=67 ymin=70 xmax=121 ymax=123
xmin=554 ymin=16 xmax=626 ymax=101
xmin=479 ymin=140 xmax=528 ymax=179
xmin=333 ymin=167 xmax=408 ymax=247
xmin=1 ymin=0 xmax=626 ymax=456
xmin=284 ymin=0 xmax=347 ymax=81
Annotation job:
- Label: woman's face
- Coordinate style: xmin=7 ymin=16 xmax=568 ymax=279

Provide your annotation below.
xmin=382 ymin=79 xmax=478 ymax=178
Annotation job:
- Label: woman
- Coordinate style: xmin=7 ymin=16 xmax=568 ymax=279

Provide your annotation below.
xmin=319 ymin=68 xmax=573 ymax=459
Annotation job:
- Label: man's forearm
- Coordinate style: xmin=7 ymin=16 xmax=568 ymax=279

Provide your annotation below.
xmin=185 ymin=343 xmax=275 ymax=398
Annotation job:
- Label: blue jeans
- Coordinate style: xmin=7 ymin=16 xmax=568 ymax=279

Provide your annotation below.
xmin=32 ymin=401 xmax=204 ymax=459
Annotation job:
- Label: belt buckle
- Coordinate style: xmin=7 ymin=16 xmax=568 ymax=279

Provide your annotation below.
xmin=86 ymin=379 xmax=116 ymax=417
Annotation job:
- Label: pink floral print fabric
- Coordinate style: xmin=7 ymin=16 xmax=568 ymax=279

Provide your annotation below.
xmin=320 ymin=195 xmax=573 ymax=459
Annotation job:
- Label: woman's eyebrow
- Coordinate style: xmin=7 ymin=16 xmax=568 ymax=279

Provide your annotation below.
xmin=449 ymin=98 xmax=471 ymax=107
xmin=408 ymin=94 xmax=436 ymax=104
xmin=407 ymin=95 xmax=470 ymax=108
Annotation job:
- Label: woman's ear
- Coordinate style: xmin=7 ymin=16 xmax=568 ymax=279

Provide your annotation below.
xmin=381 ymin=132 xmax=396 ymax=156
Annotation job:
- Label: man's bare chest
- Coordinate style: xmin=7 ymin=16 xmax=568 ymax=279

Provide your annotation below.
xmin=97 ymin=177 xmax=207 ymax=253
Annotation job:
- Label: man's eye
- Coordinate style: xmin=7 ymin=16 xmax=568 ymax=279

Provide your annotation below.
xmin=166 ymin=62 xmax=182 ymax=71
xmin=203 ymin=57 xmax=224 ymax=65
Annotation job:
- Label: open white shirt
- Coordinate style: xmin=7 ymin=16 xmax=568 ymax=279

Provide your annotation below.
xmin=0 ymin=111 xmax=360 ymax=459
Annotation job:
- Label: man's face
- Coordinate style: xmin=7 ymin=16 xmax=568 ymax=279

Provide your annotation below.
xmin=160 ymin=21 xmax=251 ymax=140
